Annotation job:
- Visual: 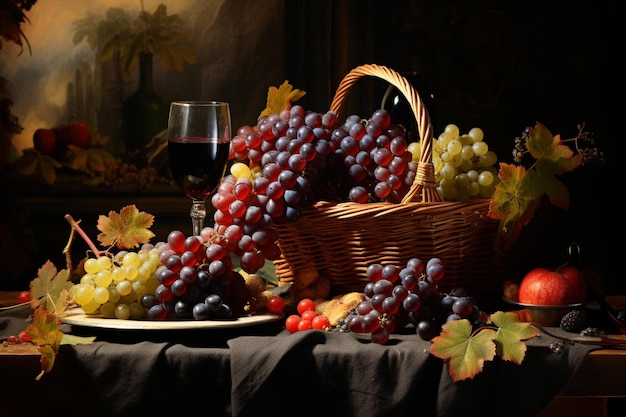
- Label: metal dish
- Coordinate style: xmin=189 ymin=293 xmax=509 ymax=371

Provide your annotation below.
xmin=502 ymin=297 xmax=585 ymax=327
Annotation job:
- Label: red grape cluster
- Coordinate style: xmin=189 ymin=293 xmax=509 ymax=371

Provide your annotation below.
xmin=211 ymin=106 xmax=418 ymax=275
xmin=141 ymin=106 xmax=421 ymax=321
xmin=348 ymin=257 xmax=486 ymax=344
xmin=328 ymin=108 xmax=417 ymax=204
xmin=141 ymin=230 xmax=252 ymax=320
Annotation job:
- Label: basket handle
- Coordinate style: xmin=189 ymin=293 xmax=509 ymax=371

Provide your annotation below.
xmin=329 ymin=64 xmax=441 ymax=204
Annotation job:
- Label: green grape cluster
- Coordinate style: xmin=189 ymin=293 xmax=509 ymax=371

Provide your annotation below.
xmin=408 ymin=124 xmax=499 ymax=201
xmin=69 ymin=246 xmax=162 ymax=319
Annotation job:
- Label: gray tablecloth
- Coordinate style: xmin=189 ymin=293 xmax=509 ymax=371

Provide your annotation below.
xmin=1 ymin=305 xmax=597 ymax=417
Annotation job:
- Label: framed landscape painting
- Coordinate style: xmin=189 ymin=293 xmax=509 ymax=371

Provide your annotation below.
xmin=1 ymin=0 xmax=284 ymax=161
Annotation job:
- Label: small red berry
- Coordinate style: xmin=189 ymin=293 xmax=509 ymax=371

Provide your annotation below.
xmin=300 ymin=309 xmax=317 ymax=322
xmin=297 ymin=298 xmax=316 ymax=315
xmin=297 ymin=319 xmax=313 ymax=331
xmin=17 ymin=290 xmax=31 ymax=304
xmin=312 ymin=314 xmax=331 ymax=331
xmin=18 ymin=331 xmax=31 ymax=343
xmin=285 ymin=314 xmax=301 ymax=333
xmin=266 ymin=295 xmax=285 ymax=314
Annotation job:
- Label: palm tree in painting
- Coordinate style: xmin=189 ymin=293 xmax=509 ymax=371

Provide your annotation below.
xmin=72 ymin=1 xmax=196 ymax=152
xmin=73 ymin=2 xmax=195 ymax=84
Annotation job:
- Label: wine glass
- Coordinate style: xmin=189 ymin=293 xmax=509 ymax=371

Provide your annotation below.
xmin=167 ymin=101 xmax=232 ymax=236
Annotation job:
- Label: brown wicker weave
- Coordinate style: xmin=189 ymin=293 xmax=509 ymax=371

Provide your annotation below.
xmin=274 ymin=64 xmax=504 ymax=308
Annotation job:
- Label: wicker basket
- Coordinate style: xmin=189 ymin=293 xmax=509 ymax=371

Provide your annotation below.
xmin=273 ymin=64 xmax=505 ymax=309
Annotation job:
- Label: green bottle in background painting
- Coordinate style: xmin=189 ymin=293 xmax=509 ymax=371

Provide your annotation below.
xmin=122 ymin=52 xmax=168 ymax=152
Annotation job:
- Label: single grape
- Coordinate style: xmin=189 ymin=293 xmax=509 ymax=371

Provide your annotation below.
xmin=192 ymin=303 xmax=211 ymax=320
xmin=416 ymin=320 xmax=438 ymax=341
xmin=452 ymin=297 xmax=473 ymax=318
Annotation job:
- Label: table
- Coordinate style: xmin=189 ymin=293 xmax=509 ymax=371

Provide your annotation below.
xmin=2 ymin=292 xmax=625 ymax=417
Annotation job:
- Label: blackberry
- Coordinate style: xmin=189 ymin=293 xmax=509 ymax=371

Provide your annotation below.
xmin=560 ymin=309 xmax=587 ymax=333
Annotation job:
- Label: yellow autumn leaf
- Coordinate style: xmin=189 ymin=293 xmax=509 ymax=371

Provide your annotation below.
xmin=258 ymin=80 xmax=306 ymax=119
xmin=96 ymin=205 xmax=156 ymax=249
xmin=488 ymin=163 xmax=542 ymax=223
xmin=25 ymin=309 xmax=64 ymax=380
xmin=66 ymin=146 xmax=116 ymax=174
xmin=13 ymin=149 xmax=62 ymax=185
xmin=526 ymin=123 xmax=582 ymax=174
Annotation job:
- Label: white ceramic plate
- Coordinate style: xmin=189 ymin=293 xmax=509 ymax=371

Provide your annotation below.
xmin=60 ymin=308 xmax=282 ymax=330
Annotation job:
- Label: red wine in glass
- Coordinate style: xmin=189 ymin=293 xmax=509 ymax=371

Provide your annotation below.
xmin=168 ymin=137 xmax=230 ymax=200
xmin=167 ymin=100 xmax=231 ymax=236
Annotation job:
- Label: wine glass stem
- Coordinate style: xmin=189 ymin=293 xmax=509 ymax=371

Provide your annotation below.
xmin=190 ymin=199 xmax=207 ymax=236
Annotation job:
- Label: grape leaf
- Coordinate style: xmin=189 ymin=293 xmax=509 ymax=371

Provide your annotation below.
xmin=35 ymin=344 xmax=57 ymax=380
xmin=65 ymin=146 xmax=116 ymax=174
xmin=231 ymin=255 xmax=279 ymax=285
xmin=61 ymin=333 xmax=96 ymax=345
xmin=12 ymin=149 xmax=62 ymax=185
xmin=488 ymin=122 xmax=583 ymax=249
xmin=97 ymin=205 xmax=156 ymax=249
xmin=526 ymin=124 xmax=582 ymax=174
xmin=25 ymin=309 xmax=65 ymax=380
xmin=532 ymin=163 xmax=571 ymax=209
xmin=430 ymin=319 xmax=497 ymax=382
xmin=488 ymin=162 xmax=542 ymax=245
xmin=258 ymin=81 xmax=306 ymax=120
xmin=491 ymin=311 xmax=540 ymax=364
xmin=29 ymin=260 xmax=73 ymax=314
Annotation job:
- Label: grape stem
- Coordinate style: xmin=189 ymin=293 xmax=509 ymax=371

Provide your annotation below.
xmin=61 ymin=223 xmax=77 ymax=271
xmin=64 ymin=214 xmax=105 ymax=259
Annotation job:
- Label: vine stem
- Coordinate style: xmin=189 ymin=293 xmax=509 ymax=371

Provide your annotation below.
xmin=470 ymin=325 xmax=499 ymax=338
xmin=64 ymin=214 xmax=104 ymax=258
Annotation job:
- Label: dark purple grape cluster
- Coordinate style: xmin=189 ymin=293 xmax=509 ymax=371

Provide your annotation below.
xmin=348 ymin=257 xmax=487 ymax=344
xmin=140 ymin=230 xmax=252 ymax=321
xmin=209 ymin=106 xmax=418 ymax=275
xmin=140 ymin=107 xmax=420 ymax=319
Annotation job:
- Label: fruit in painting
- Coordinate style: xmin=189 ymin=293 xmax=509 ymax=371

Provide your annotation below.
xmin=56 ymin=121 xmax=90 ymax=148
xmin=33 ymin=121 xmax=91 ymax=158
xmin=518 ymin=266 xmax=587 ymax=306
xmin=53 ymin=125 xmax=70 ymax=147
xmin=33 ymin=128 xmax=58 ymax=155
xmin=66 ymin=121 xmax=90 ymax=147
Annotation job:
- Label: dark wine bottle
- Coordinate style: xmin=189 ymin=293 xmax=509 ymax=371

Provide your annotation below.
xmin=122 ymin=52 xmax=168 ymax=152
xmin=381 ymin=71 xmax=437 ymax=143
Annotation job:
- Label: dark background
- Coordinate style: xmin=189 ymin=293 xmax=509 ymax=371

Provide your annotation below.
xmin=1 ymin=0 xmax=622 ymax=295
xmin=283 ymin=0 xmax=622 ymax=295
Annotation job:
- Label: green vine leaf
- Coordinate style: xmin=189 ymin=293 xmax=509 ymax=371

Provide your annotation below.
xmin=491 ymin=311 xmax=540 ymax=364
xmin=430 ymin=319 xmax=497 ymax=382
xmin=61 ymin=333 xmax=96 ymax=345
xmin=488 ymin=122 xmax=584 ymax=249
xmin=29 ymin=260 xmax=73 ymax=314
xmin=430 ymin=311 xmax=538 ymax=382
